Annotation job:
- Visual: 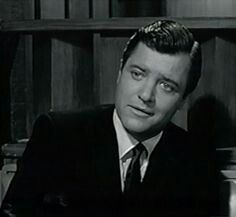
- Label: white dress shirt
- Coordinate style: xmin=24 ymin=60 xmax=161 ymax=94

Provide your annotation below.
xmin=113 ymin=109 xmax=163 ymax=192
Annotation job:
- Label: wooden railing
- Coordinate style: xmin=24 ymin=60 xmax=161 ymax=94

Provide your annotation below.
xmin=2 ymin=17 xmax=236 ymax=32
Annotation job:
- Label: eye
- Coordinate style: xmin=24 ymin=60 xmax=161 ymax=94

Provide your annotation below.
xmin=130 ymin=70 xmax=145 ymax=81
xmin=159 ymin=81 xmax=176 ymax=93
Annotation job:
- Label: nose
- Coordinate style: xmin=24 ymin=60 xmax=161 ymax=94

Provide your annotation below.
xmin=138 ymin=81 xmax=155 ymax=105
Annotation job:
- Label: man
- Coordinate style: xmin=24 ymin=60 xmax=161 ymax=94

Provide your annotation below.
xmin=1 ymin=20 xmax=205 ymax=216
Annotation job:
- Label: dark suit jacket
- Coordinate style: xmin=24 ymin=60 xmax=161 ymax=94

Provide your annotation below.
xmin=1 ymin=105 xmax=209 ymax=217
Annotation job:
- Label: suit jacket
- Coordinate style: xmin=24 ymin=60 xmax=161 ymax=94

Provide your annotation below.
xmin=1 ymin=104 xmax=209 ymax=217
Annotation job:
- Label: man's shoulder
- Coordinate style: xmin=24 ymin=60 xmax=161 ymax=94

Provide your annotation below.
xmin=30 ymin=104 xmax=115 ymax=149
xmin=163 ymin=122 xmax=192 ymax=154
xmin=165 ymin=122 xmax=188 ymax=138
xmin=46 ymin=104 xmax=115 ymax=128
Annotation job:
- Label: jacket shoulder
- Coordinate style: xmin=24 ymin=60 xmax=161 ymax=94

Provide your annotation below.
xmin=47 ymin=104 xmax=114 ymax=131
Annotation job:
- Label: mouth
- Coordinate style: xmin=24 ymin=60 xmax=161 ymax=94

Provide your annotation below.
xmin=128 ymin=105 xmax=154 ymax=117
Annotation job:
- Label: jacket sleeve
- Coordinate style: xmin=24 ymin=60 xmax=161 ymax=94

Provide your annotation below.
xmin=0 ymin=114 xmax=57 ymax=217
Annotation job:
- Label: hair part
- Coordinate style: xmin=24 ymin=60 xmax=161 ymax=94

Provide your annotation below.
xmin=120 ymin=20 xmax=202 ymax=98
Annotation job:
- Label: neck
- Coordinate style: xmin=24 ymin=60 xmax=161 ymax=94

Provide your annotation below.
xmin=126 ymin=128 xmax=163 ymax=142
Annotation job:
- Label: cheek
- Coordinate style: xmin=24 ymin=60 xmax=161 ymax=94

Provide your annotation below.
xmin=154 ymin=96 xmax=181 ymax=115
xmin=116 ymin=81 xmax=129 ymax=107
xmin=117 ymin=78 xmax=136 ymax=99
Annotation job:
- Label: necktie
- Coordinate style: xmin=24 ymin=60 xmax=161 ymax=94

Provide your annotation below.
xmin=124 ymin=143 xmax=145 ymax=193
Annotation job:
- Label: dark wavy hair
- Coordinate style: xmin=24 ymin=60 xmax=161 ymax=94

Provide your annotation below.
xmin=120 ymin=20 xmax=202 ymax=98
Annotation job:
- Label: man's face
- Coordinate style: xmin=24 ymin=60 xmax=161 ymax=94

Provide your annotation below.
xmin=115 ymin=42 xmax=191 ymax=140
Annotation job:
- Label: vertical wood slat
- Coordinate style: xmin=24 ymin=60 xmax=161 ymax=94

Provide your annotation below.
xmin=40 ymin=0 xmax=65 ymax=19
xmin=0 ymin=0 xmax=24 ymax=20
xmin=69 ymin=0 xmax=90 ymax=18
xmin=111 ymin=0 xmax=119 ymax=17
xmin=94 ymin=34 xmax=126 ymax=104
xmin=51 ymin=37 xmax=74 ymax=111
xmin=24 ymin=0 xmax=34 ymax=19
xmin=166 ymin=0 xmax=236 ymax=17
xmin=92 ymin=0 xmax=109 ymax=18
xmin=98 ymin=36 xmax=129 ymax=104
xmin=33 ymin=34 xmax=51 ymax=116
xmin=25 ymin=35 xmax=34 ymax=137
xmin=74 ymin=35 xmax=94 ymax=109
xmin=51 ymin=34 xmax=94 ymax=111
xmin=24 ymin=0 xmax=34 ymax=136
xmin=51 ymin=35 xmax=74 ymax=111
xmin=10 ymin=36 xmax=28 ymax=140
xmin=0 ymin=34 xmax=19 ymax=145
xmin=93 ymin=33 xmax=102 ymax=105
xmin=111 ymin=0 xmax=164 ymax=17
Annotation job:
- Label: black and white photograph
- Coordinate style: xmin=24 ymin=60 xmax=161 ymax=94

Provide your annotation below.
xmin=1 ymin=0 xmax=236 ymax=216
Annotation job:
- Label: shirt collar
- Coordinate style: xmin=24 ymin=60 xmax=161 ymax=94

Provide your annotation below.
xmin=113 ymin=109 xmax=163 ymax=161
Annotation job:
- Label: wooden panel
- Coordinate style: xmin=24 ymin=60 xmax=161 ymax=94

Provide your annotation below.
xmin=24 ymin=0 xmax=34 ymax=136
xmin=5 ymin=18 xmax=236 ymax=32
xmin=188 ymin=35 xmax=236 ymax=148
xmin=51 ymin=37 xmax=74 ymax=110
xmin=69 ymin=0 xmax=90 ymax=18
xmin=98 ymin=36 xmax=128 ymax=104
xmin=0 ymin=0 xmax=24 ymax=20
xmin=40 ymin=0 xmax=65 ymax=19
xmin=191 ymin=36 xmax=236 ymax=122
xmin=0 ymin=34 xmax=19 ymax=147
xmin=24 ymin=0 xmax=35 ymax=19
xmin=93 ymin=33 xmax=102 ymax=105
xmin=215 ymin=37 xmax=236 ymax=123
xmin=190 ymin=37 xmax=216 ymax=99
xmin=40 ymin=0 xmax=77 ymax=111
xmin=51 ymin=34 xmax=93 ymax=111
xmin=73 ymin=35 xmax=94 ymax=109
xmin=166 ymin=0 xmax=236 ymax=17
xmin=0 ymin=0 xmax=34 ymax=141
xmin=10 ymin=36 xmax=28 ymax=140
xmin=111 ymin=0 xmax=164 ymax=17
xmin=0 ymin=0 xmax=33 ymax=20
xmin=33 ymin=34 xmax=51 ymax=116
xmin=92 ymin=0 xmax=109 ymax=18
xmin=24 ymin=35 xmax=34 ymax=137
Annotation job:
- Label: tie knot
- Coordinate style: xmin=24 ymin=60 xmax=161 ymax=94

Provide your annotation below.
xmin=133 ymin=143 xmax=145 ymax=157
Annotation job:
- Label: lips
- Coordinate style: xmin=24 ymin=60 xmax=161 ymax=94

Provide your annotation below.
xmin=129 ymin=105 xmax=154 ymax=117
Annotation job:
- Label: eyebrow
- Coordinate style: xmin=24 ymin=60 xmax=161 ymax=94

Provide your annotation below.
xmin=129 ymin=64 xmax=146 ymax=72
xmin=159 ymin=74 xmax=180 ymax=89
